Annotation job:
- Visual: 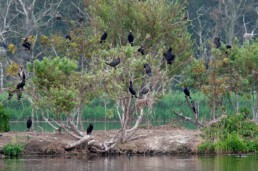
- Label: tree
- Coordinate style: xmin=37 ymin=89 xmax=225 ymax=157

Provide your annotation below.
xmin=29 ymin=0 xmax=193 ymax=152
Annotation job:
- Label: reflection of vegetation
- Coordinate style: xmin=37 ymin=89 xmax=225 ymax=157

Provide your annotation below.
xmin=3 ymin=137 xmax=24 ymax=157
xmin=198 ymin=114 xmax=258 ymax=153
xmin=0 ymin=104 xmax=10 ymax=132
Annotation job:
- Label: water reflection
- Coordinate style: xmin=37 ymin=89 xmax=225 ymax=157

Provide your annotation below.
xmin=0 ymin=155 xmax=257 ymax=171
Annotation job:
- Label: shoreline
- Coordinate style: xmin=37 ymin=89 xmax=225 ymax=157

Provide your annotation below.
xmin=0 ymin=126 xmax=201 ymax=157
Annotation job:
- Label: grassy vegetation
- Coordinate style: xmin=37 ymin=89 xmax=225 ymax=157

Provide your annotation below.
xmin=0 ymin=103 xmax=10 ymax=132
xmin=198 ymin=114 xmax=258 ymax=154
xmin=2 ymin=136 xmax=24 ymax=157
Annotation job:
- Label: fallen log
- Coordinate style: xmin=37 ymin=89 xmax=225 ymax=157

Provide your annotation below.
xmin=65 ymin=135 xmax=92 ymax=150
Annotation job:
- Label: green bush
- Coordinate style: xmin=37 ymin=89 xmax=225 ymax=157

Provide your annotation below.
xmin=0 ymin=104 xmax=10 ymax=132
xmin=198 ymin=114 xmax=258 ymax=154
xmin=3 ymin=137 xmax=24 ymax=157
xmin=198 ymin=142 xmax=215 ymax=153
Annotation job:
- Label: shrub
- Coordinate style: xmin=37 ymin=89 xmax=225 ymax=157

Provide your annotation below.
xmin=0 ymin=104 xmax=10 ymax=132
xmin=198 ymin=114 xmax=258 ymax=154
xmin=2 ymin=137 xmax=24 ymax=157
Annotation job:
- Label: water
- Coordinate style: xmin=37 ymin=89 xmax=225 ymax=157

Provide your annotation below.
xmin=0 ymin=155 xmax=257 ymax=171
xmin=10 ymin=121 xmax=196 ymax=132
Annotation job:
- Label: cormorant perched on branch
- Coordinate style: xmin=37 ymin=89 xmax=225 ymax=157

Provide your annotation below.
xmin=17 ymin=67 xmax=26 ymax=91
xmin=77 ymin=11 xmax=84 ymax=23
xmin=129 ymin=81 xmax=138 ymax=98
xmin=65 ymin=35 xmax=72 ymax=41
xmin=105 ymin=58 xmax=120 ymax=69
xmin=87 ymin=122 xmax=93 ymax=135
xmin=27 ymin=116 xmax=32 ymax=131
xmin=100 ymin=31 xmax=108 ymax=43
xmin=164 ymin=47 xmax=175 ymax=65
xmin=225 ymin=45 xmax=232 ymax=54
xmin=55 ymin=11 xmax=62 ymax=20
xmin=17 ymin=67 xmax=26 ymax=100
xmin=191 ymin=101 xmax=197 ymax=114
xmin=214 ymin=37 xmax=221 ymax=48
xmin=22 ymin=37 xmax=31 ymax=51
xmin=144 ymin=63 xmax=152 ymax=77
xmin=183 ymin=86 xmax=191 ymax=99
xmin=128 ymin=30 xmax=134 ymax=46
xmin=138 ymin=46 xmax=144 ymax=55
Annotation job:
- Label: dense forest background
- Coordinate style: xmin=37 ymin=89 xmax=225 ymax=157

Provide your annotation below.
xmin=1 ymin=0 xmax=258 ymax=127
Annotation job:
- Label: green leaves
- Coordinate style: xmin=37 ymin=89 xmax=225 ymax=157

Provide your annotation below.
xmin=0 ymin=104 xmax=10 ymax=132
xmin=28 ymin=57 xmax=79 ymax=116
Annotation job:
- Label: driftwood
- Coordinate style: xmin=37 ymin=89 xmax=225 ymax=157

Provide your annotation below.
xmin=65 ymin=135 xmax=92 ymax=150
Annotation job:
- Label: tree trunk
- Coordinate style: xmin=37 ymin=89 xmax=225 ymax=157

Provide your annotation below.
xmin=0 ymin=62 xmax=3 ymax=92
xmin=77 ymin=99 xmax=83 ymax=130
xmin=255 ymin=91 xmax=258 ymax=121
xmin=31 ymin=107 xmax=35 ymax=130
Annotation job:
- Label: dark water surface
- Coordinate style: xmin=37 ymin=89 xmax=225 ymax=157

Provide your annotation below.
xmin=0 ymin=155 xmax=257 ymax=171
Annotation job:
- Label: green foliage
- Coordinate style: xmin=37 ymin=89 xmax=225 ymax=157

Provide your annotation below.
xmin=198 ymin=142 xmax=216 ymax=153
xmin=0 ymin=104 xmax=10 ymax=132
xmin=3 ymin=137 xmax=24 ymax=157
xmin=198 ymin=114 xmax=258 ymax=154
xmin=28 ymin=56 xmax=79 ymax=116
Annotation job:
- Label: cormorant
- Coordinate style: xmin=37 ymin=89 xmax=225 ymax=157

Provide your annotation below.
xmin=77 ymin=11 xmax=84 ymax=23
xmin=183 ymin=86 xmax=191 ymax=99
xmin=128 ymin=30 xmax=134 ymax=46
xmin=214 ymin=37 xmax=221 ymax=48
xmin=129 ymin=81 xmax=138 ymax=98
xmin=22 ymin=37 xmax=31 ymax=51
xmin=225 ymin=45 xmax=232 ymax=54
xmin=100 ymin=31 xmax=108 ymax=43
xmin=191 ymin=101 xmax=197 ymax=114
xmin=137 ymin=46 xmax=144 ymax=55
xmin=144 ymin=64 xmax=152 ymax=77
xmin=27 ymin=116 xmax=32 ymax=131
xmin=139 ymin=86 xmax=149 ymax=96
xmin=17 ymin=67 xmax=26 ymax=91
xmin=55 ymin=11 xmax=62 ymax=20
xmin=65 ymin=35 xmax=72 ymax=41
xmin=105 ymin=58 xmax=120 ymax=69
xmin=164 ymin=47 xmax=175 ymax=65
xmin=87 ymin=122 xmax=93 ymax=135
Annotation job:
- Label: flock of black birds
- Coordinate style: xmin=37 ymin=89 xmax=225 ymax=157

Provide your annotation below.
xmin=13 ymin=30 xmax=230 ymax=134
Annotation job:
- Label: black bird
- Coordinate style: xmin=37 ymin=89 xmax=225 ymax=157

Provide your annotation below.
xmin=191 ymin=102 xmax=197 ymax=114
xmin=87 ymin=122 xmax=93 ymax=135
xmin=183 ymin=86 xmax=191 ymax=99
xmin=55 ymin=11 xmax=62 ymax=20
xmin=128 ymin=30 xmax=134 ymax=46
xmin=77 ymin=11 xmax=84 ymax=23
xmin=8 ymin=92 xmax=13 ymax=100
xmin=225 ymin=45 xmax=232 ymax=54
xmin=164 ymin=47 xmax=176 ymax=65
xmin=214 ymin=37 xmax=221 ymax=48
xmin=100 ymin=31 xmax=108 ymax=43
xmin=17 ymin=67 xmax=26 ymax=91
xmin=105 ymin=58 xmax=120 ymax=69
xmin=144 ymin=64 xmax=152 ymax=77
xmin=22 ymin=37 xmax=31 ymax=51
xmin=65 ymin=35 xmax=72 ymax=41
xmin=137 ymin=46 xmax=144 ymax=55
xmin=129 ymin=81 xmax=138 ymax=98
xmin=139 ymin=86 xmax=149 ymax=96
xmin=27 ymin=116 xmax=32 ymax=131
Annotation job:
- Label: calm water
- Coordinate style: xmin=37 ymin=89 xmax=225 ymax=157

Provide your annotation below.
xmin=10 ymin=121 xmax=196 ymax=132
xmin=0 ymin=155 xmax=257 ymax=171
